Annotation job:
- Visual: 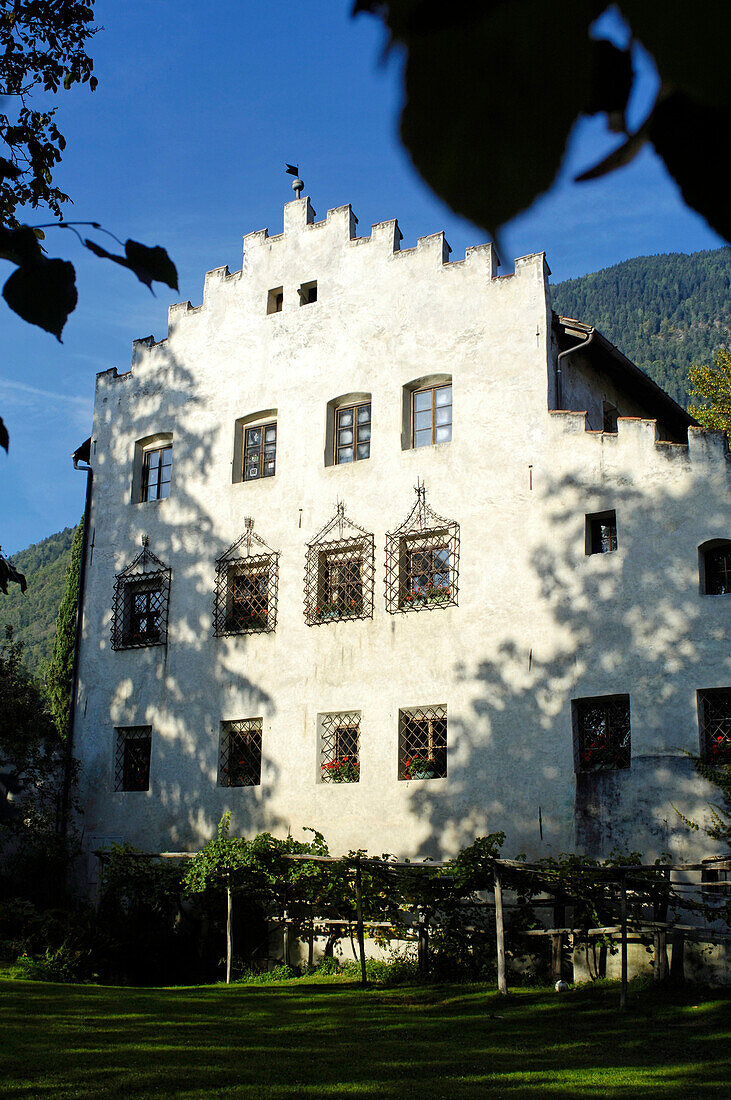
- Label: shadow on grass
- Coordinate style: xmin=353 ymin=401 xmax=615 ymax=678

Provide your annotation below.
xmin=0 ymin=978 xmax=729 ymax=1098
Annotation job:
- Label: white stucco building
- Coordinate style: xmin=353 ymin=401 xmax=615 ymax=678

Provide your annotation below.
xmin=73 ymin=195 xmax=730 ymax=871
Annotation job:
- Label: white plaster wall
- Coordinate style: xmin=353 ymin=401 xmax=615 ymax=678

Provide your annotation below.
xmin=74 ymin=198 xmax=731 ymax=869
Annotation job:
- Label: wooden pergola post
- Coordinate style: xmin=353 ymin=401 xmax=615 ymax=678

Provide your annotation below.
xmin=354 ymin=857 xmax=367 ymax=987
xmin=619 ymin=872 xmax=628 ymax=1009
xmin=494 ymin=862 xmax=507 ymax=995
xmin=226 ymin=878 xmax=233 ymax=985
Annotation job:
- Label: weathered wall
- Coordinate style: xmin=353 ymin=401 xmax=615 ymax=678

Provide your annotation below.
xmin=74 ymin=197 xmax=730 ymax=871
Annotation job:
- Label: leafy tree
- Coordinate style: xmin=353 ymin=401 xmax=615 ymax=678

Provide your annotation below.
xmin=0 ymin=626 xmax=69 ymax=902
xmin=0 ymin=526 xmax=76 ymax=679
xmin=355 ymin=2 xmax=731 ymax=244
xmin=0 ymin=0 xmax=176 ymax=453
xmin=688 ymin=348 xmax=731 ymax=437
xmin=46 ymin=518 xmax=82 ymax=738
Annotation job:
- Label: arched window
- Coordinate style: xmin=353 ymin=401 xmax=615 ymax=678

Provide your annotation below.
xmin=324 ymin=392 xmax=371 ymax=467
xmin=699 ymin=540 xmax=731 ymax=595
xmin=401 ymin=374 xmax=452 ymax=450
xmin=132 ymin=432 xmax=173 ymax=503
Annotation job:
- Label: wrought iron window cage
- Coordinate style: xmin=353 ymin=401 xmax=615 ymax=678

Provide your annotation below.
xmin=304 ymin=503 xmax=375 ymax=626
xmin=111 ymin=536 xmax=171 ymax=650
xmin=698 ymin=688 xmax=731 ymax=763
xmin=220 ymin=718 xmax=263 ymax=787
xmin=573 ymin=694 xmax=631 ymax=772
xmin=114 ymin=726 xmax=152 ymax=791
xmin=385 ymin=483 xmax=460 ymax=614
xmin=213 ymin=519 xmax=279 ymax=636
xmin=320 ymin=711 xmax=360 ymax=783
xmin=398 ymin=706 xmax=447 ymax=780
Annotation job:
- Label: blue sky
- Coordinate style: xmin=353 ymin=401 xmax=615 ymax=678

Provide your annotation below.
xmin=0 ymin=1 xmax=725 ymax=553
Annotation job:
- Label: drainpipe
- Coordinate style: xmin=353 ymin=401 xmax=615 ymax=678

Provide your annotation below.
xmin=60 ymin=440 xmax=93 ymax=840
xmin=556 ymin=329 xmax=594 ymax=410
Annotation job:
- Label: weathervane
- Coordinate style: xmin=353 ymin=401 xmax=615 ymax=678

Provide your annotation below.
xmin=286 ymin=163 xmax=303 ymax=198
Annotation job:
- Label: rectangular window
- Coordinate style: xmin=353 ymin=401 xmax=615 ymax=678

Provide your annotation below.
xmin=573 ymin=694 xmax=631 ymax=771
xmin=115 ymin=726 xmax=152 ymax=792
xmin=299 ymin=280 xmax=317 ymax=305
xmin=267 ymin=287 xmax=283 ymax=314
xmin=413 ymin=384 xmax=452 ymax=448
xmin=398 ymin=706 xmax=447 ymax=780
xmin=141 ymin=445 xmax=172 ymax=501
xmin=586 ymin=510 xmax=617 ymax=555
xmin=317 ymin=544 xmax=363 ymax=620
xmin=703 ymin=545 xmax=731 ymax=595
xmin=401 ymin=540 xmax=451 ymax=608
xmin=243 ymin=423 xmax=277 ymax=481
xmin=122 ymin=581 xmax=164 ymax=646
xmin=321 ymin=711 xmax=360 ymax=783
xmin=220 ymin=718 xmax=263 ymax=787
xmin=336 ymin=402 xmax=371 ymax=464
xmin=698 ymin=688 xmax=731 ymax=762
xmin=224 ymin=564 xmax=270 ymax=633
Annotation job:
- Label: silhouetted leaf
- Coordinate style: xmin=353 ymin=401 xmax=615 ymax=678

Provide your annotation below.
xmin=357 ymin=1 xmax=731 ymax=241
xmin=83 ymin=237 xmax=178 ymax=292
xmin=2 ymin=258 xmax=77 ymax=340
xmin=391 ymin=2 xmax=596 ymax=239
xmin=123 ymin=240 xmax=178 ymax=292
xmin=0 ymin=225 xmax=43 ymax=266
xmin=0 ymin=416 xmax=8 ymax=453
xmin=619 ymin=0 xmax=731 ymax=109
xmin=0 ymin=157 xmax=21 ymax=182
xmin=649 ymin=94 xmax=731 ymax=242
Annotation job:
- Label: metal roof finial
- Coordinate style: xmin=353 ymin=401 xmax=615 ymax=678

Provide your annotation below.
xmin=286 ymin=163 xmax=303 ymax=198
xmin=142 ymin=534 xmax=150 ymax=549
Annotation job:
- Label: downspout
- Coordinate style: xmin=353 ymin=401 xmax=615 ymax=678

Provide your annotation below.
xmin=60 ymin=441 xmax=93 ymax=840
xmin=555 ymin=329 xmax=594 ymax=410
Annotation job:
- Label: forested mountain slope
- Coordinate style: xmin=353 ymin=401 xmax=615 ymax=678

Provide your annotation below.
xmin=551 ymin=248 xmax=731 ymax=408
xmin=1 ymin=526 xmax=77 ymax=680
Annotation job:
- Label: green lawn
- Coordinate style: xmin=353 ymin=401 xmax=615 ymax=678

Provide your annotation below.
xmin=0 ymin=976 xmax=729 ymax=1098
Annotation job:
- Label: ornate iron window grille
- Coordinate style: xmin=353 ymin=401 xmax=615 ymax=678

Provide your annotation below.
xmin=111 ymin=536 xmax=171 ymax=650
xmin=114 ymin=726 xmax=152 ymax=791
xmin=320 ymin=711 xmax=360 ymax=783
xmin=213 ymin=519 xmax=279 ymax=636
xmin=385 ymin=483 xmax=460 ymax=614
xmin=398 ymin=706 xmax=447 ymax=780
xmin=698 ymin=688 xmax=731 ymax=763
xmin=220 ymin=718 xmax=263 ymax=787
xmin=304 ymin=502 xmax=375 ymax=626
xmin=574 ymin=694 xmax=631 ymax=772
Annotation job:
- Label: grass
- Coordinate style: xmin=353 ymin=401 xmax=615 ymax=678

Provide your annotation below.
xmin=0 ymin=974 xmax=729 ymax=1098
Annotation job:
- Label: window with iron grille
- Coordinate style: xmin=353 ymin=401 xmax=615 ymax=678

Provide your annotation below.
xmin=586 ymin=510 xmax=617 ymax=555
xmin=114 ymin=726 xmax=152 ymax=791
xmin=698 ymin=688 xmax=731 ymax=763
xmin=385 ymin=483 xmax=459 ymax=614
xmin=304 ymin=503 xmax=374 ymax=625
xmin=335 ymin=402 xmax=371 ymax=464
xmin=573 ymin=694 xmax=631 ymax=771
xmin=111 ymin=537 xmax=171 ymax=650
xmin=220 ymin=718 xmax=262 ymax=787
xmin=141 ymin=444 xmax=172 ymax=501
xmin=243 ymin=422 xmax=277 ymax=482
xmin=700 ymin=541 xmax=731 ymax=595
xmin=412 ymin=383 xmax=452 ymax=447
xmin=213 ymin=520 xmax=279 ymax=636
xmin=398 ymin=706 xmax=447 ymax=780
xmin=320 ymin=711 xmax=360 ymax=783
